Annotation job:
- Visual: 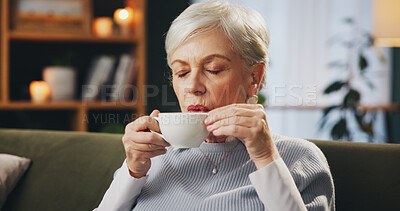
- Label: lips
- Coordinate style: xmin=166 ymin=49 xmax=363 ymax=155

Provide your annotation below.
xmin=187 ymin=104 xmax=210 ymax=113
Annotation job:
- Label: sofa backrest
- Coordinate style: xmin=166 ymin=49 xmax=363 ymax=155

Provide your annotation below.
xmin=310 ymin=140 xmax=400 ymax=211
xmin=0 ymin=129 xmax=125 ymax=211
xmin=1 ymin=129 xmax=400 ymax=211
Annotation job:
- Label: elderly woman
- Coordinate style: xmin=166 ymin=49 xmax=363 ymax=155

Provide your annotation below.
xmin=97 ymin=1 xmax=335 ymax=210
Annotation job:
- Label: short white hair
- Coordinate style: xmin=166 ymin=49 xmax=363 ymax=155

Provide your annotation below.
xmin=165 ymin=1 xmax=270 ymax=89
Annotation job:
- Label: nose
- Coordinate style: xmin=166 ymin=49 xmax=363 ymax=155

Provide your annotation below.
xmin=185 ymin=70 xmax=206 ymax=96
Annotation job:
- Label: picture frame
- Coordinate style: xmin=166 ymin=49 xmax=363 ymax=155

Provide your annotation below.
xmin=11 ymin=0 xmax=92 ymax=34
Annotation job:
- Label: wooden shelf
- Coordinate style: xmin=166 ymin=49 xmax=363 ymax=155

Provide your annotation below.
xmin=0 ymin=0 xmax=147 ymax=132
xmin=0 ymin=101 xmax=139 ymax=110
xmin=358 ymin=104 xmax=399 ymax=111
xmin=84 ymin=101 xmax=140 ymax=109
xmin=9 ymin=31 xmax=137 ymax=44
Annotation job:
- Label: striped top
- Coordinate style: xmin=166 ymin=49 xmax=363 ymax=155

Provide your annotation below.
xmin=131 ymin=133 xmax=335 ymax=210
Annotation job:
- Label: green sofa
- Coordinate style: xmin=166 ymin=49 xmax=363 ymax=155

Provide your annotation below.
xmin=0 ymin=129 xmax=399 ymax=211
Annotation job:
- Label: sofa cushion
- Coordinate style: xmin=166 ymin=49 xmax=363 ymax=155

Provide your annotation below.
xmin=0 ymin=129 xmax=125 ymax=211
xmin=0 ymin=154 xmax=31 ymax=209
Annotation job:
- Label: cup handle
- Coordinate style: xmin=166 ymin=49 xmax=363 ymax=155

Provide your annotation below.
xmin=150 ymin=117 xmax=166 ymax=140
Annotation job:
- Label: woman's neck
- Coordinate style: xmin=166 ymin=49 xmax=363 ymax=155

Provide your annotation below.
xmin=205 ymin=134 xmax=227 ymax=143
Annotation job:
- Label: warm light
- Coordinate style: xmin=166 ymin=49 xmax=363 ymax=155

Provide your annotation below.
xmin=373 ymin=0 xmax=400 ymax=47
xmin=93 ymin=17 xmax=113 ymax=37
xmin=113 ymin=7 xmax=134 ymax=37
xmin=114 ymin=7 xmax=134 ymax=25
xmin=30 ymin=81 xmax=50 ymax=103
xmin=119 ymin=10 xmax=129 ymax=20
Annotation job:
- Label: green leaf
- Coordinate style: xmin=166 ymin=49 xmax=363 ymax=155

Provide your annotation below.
xmin=331 ymin=118 xmax=349 ymax=140
xmin=324 ymin=81 xmax=347 ymax=94
xmin=319 ymin=105 xmax=340 ymax=130
xmin=343 ymin=89 xmax=360 ymax=108
xmin=354 ymin=111 xmax=374 ymax=137
xmin=323 ymin=105 xmax=339 ymax=117
xmin=319 ymin=117 xmax=328 ymax=130
xmin=360 ymin=75 xmax=375 ymax=89
xmin=257 ymin=93 xmax=266 ymax=105
xmin=359 ymin=54 xmax=368 ymax=74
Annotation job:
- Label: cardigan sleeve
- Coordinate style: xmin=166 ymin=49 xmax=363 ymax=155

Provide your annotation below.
xmin=95 ymin=160 xmax=147 ymax=211
xmin=249 ymin=158 xmax=307 ymax=211
xmin=249 ymin=139 xmax=335 ymax=211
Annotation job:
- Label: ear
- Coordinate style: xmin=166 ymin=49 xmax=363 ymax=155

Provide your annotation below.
xmin=248 ymin=63 xmax=265 ymax=96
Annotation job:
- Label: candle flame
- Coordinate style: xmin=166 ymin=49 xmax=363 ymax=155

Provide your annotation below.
xmin=119 ymin=9 xmax=130 ymax=20
xmin=114 ymin=7 xmax=134 ymax=24
xmin=30 ymin=81 xmax=51 ymax=103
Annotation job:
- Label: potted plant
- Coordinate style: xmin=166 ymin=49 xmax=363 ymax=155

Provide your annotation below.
xmin=43 ymin=51 xmax=76 ymax=101
xmin=319 ymin=18 xmax=386 ymax=142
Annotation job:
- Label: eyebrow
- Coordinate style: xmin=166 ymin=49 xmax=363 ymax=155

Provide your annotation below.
xmin=170 ymin=54 xmax=231 ymax=66
xmin=202 ymin=54 xmax=231 ymax=63
xmin=170 ymin=59 xmax=188 ymax=66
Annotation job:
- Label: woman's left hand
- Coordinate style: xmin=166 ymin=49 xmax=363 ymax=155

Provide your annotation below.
xmin=204 ymin=104 xmax=281 ymax=169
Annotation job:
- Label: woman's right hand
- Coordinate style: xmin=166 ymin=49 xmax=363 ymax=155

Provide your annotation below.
xmin=122 ymin=110 xmax=170 ymax=178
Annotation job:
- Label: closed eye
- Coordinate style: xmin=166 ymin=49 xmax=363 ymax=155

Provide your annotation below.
xmin=207 ymin=70 xmax=221 ymax=75
xmin=177 ymin=72 xmax=189 ymax=78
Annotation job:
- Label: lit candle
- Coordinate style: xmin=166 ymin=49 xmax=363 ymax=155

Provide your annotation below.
xmin=93 ymin=17 xmax=113 ymax=37
xmin=114 ymin=7 xmax=134 ymax=36
xmin=30 ymin=81 xmax=51 ymax=103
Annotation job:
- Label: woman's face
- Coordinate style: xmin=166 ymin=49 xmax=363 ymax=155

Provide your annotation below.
xmin=170 ymin=30 xmax=256 ymax=112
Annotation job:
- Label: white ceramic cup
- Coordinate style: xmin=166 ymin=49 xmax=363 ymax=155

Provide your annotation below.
xmin=152 ymin=112 xmax=210 ymax=148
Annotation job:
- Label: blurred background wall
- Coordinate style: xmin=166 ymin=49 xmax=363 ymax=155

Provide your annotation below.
xmin=192 ymin=0 xmax=400 ymax=143
xmin=1 ymin=0 xmax=398 ymax=143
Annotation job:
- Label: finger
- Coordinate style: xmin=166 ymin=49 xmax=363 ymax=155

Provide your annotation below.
xmin=130 ymin=148 xmax=167 ymax=160
xmin=209 ymin=103 xmax=263 ymax=115
xmin=205 ymin=104 xmax=261 ymax=125
xmin=149 ymin=110 xmax=161 ymax=133
xmin=211 ymin=124 xmax=252 ymax=140
xmin=127 ymin=114 xmax=160 ymax=133
xmin=150 ymin=109 xmax=160 ymax=118
xmin=123 ymin=132 xmax=170 ymax=147
xmin=206 ymin=115 xmax=256 ymax=132
xmin=129 ymin=142 xmax=167 ymax=152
